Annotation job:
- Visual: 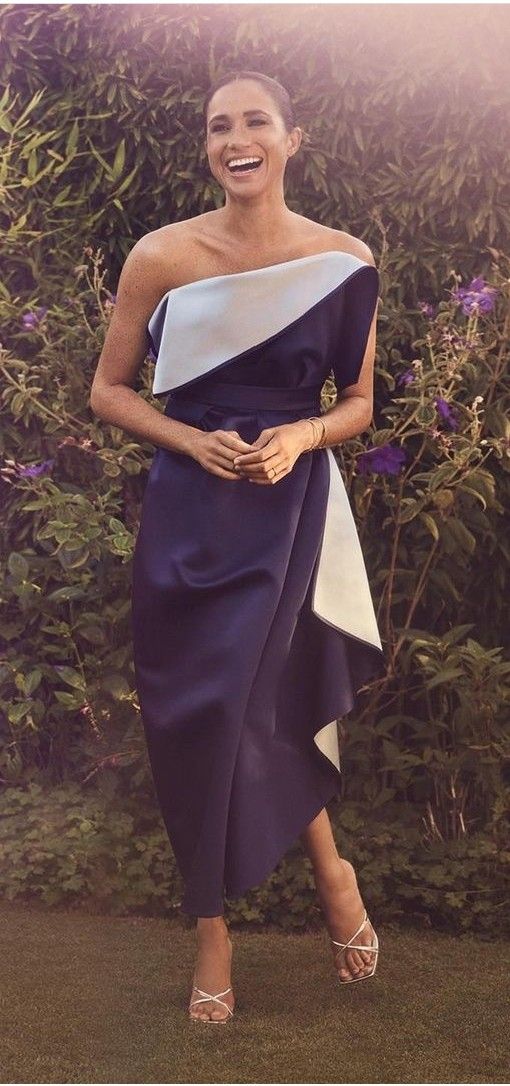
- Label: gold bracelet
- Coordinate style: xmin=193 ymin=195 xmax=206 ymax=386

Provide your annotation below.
xmin=305 ymin=417 xmax=320 ymax=450
xmin=308 ymin=416 xmax=323 ymax=450
xmin=305 ymin=415 xmax=327 ymax=450
xmin=316 ymin=417 xmax=327 ymax=448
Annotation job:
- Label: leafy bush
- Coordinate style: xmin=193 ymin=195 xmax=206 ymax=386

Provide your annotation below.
xmin=1 ymin=784 xmax=508 ymax=934
xmin=1 ymin=5 xmax=509 ymax=920
xmin=2 ymin=249 xmax=508 ymax=845
xmin=0 ymin=782 xmax=181 ymax=916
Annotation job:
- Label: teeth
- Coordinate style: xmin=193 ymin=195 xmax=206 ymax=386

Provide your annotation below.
xmin=227 ymin=156 xmax=263 ymax=168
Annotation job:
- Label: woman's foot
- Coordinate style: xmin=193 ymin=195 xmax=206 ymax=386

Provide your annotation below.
xmin=188 ymin=918 xmax=235 ymax=1022
xmin=315 ymin=857 xmax=377 ymax=981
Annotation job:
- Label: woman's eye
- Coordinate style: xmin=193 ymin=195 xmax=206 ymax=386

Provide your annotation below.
xmin=211 ymin=119 xmax=266 ymax=132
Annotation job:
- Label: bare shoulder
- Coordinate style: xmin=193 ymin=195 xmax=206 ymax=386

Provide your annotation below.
xmin=134 ymin=222 xmax=191 ymax=289
xmin=324 ymin=227 xmax=377 ymax=268
xmin=143 ymin=216 xmax=215 ymax=288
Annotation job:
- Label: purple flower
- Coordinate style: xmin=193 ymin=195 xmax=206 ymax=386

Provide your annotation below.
xmin=434 ymin=397 xmax=458 ymax=431
xmin=397 ymin=368 xmax=415 ymax=387
xmin=419 ymin=301 xmax=436 ymax=318
xmin=452 ymin=277 xmax=498 ymax=316
xmin=17 ymin=458 xmax=55 ymax=477
xmin=22 ymin=306 xmax=49 ymax=329
xmin=357 ymin=443 xmax=407 ymax=476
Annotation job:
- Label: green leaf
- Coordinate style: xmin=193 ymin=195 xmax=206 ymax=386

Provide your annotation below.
xmin=102 ymin=674 xmax=130 ymax=698
xmin=53 ymin=666 xmax=84 ymax=690
xmin=399 ymin=499 xmax=423 ymax=523
xmin=55 ymin=691 xmax=83 ymax=707
xmin=441 ymin=624 xmax=475 ymax=646
xmin=419 ymin=511 xmax=439 ymax=540
xmin=47 ymin=587 xmax=86 ymax=602
xmin=65 ymin=119 xmax=79 ymax=157
xmin=446 ymin=518 xmax=476 ymax=555
xmin=86 ymin=137 xmax=114 ymax=179
xmin=112 ymin=138 xmax=125 ymax=180
xmin=461 ymin=471 xmax=496 ymax=509
xmin=108 ymin=517 xmax=126 ymax=533
xmin=8 ymin=701 xmax=32 ymax=724
xmin=425 ymin=668 xmax=464 ymax=689
xmin=24 ymin=669 xmax=43 ymax=695
xmin=79 ymin=625 xmax=105 ymax=645
xmin=8 ymin=553 xmax=29 ymax=581
xmin=430 ymin=462 xmax=458 ymax=489
xmin=114 ymin=164 xmax=138 ymax=198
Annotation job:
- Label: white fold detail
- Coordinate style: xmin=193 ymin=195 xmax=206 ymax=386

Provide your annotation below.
xmin=311 ymin=449 xmax=383 ymax=773
xmin=313 ymin=720 xmax=342 ymax=773
xmin=148 ymin=250 xmax=368 ymax=394
xmin=312 ymin=449 xmax=382 ymax=648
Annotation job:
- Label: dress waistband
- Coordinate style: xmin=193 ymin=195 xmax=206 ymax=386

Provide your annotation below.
xmin=169 ymin=379 xmax=323 ymax=413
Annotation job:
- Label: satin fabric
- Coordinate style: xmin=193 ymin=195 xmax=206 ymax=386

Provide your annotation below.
xmin=131 ymin=254 xmax=385 ymax=916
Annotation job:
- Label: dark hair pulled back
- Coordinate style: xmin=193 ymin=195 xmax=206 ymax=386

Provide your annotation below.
xmin=203 ymin=70 xmax=296 ymax=134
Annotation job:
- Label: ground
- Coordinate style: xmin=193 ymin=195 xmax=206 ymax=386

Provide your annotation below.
xmin=1 ymin=901 xmax=508 ymax=1083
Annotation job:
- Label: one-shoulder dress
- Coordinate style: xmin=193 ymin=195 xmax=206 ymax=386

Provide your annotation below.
xmin=131 ymin=250 xmax=385 ymax=917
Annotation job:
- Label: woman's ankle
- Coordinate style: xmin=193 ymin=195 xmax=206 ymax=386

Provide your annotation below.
xmin=196 ymin=915 xmax=230 ymax=940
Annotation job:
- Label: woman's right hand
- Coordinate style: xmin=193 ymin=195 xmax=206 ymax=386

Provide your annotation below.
xmin=189 ymin=429 xmax=254 ymax=480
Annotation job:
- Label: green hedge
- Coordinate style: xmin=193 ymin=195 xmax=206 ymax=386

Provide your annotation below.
xmin=1 ymin=4 xmax=509 ymax=917
xmin=0 ymin=784 xmax=508 ymax=934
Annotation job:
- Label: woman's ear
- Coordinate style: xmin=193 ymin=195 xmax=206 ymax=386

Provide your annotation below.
xmin=289 ymin=126 xmax=303 ymax=156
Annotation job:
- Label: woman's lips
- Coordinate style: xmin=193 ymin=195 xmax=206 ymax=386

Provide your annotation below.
xmin=225 ymin=159 xmax=263 ymax=177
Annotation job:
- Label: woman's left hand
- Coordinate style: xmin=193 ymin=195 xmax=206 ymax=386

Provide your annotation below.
xmin=232 ymin=420 xmax=314 ymax=484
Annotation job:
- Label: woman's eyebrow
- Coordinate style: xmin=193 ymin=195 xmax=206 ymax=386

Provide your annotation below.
xmin=208 ymin=109 xmax=271 ymax=125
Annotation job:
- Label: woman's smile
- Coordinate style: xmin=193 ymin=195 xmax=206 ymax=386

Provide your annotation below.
xmin=225 ymin=156 xmax=264 ymax=178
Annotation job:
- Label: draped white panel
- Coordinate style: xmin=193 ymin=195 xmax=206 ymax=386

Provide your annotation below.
xmin=311 ymin=449 xmax=383 ymax=771
xmin=148 ymin=250 xmax=369 ymax=394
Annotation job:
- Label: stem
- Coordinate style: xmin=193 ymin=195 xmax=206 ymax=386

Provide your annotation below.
xmin=389 ymin=536 xmax=440 ymax=669
xmin=484 ymin=305 xmax=510 ymax=413
xmin=380 ymin=473 xmax=404 ymax=647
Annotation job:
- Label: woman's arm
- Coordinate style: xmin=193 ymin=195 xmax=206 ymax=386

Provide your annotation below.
xmin=301 ymin=299 xmax=377 ymax=450
xmin=303 ymin=240 xmax=378 ymax=450
xmin=89 ymin=235 xmax=203 ymax=457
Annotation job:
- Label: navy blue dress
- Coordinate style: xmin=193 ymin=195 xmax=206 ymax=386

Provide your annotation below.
xmin=131 ymin=251 xmax=384 ymax=917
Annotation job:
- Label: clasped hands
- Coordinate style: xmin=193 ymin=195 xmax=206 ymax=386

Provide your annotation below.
xmin=192 ymin=419 xmax=315 ymax=484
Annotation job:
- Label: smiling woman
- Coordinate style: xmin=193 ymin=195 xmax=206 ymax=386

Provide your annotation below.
xmin=93 ymin=67 xmax=384 ymax=1023
xmin=202 ymin=71 xmax=304 ymax=204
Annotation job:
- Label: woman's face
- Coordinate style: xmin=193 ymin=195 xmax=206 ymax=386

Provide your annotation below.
xmin=205 ymin=79 xmax=300 ymax=195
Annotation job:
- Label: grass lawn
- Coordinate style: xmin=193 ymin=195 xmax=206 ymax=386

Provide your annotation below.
xmin=1 ymin=900 xmax=508 ymax=1083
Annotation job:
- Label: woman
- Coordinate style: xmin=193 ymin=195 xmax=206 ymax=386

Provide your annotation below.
xmin=90 ymin=69 xmax=384 ymax=1023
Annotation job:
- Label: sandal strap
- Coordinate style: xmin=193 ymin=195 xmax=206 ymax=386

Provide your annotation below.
xmin=331 ymin=910 xmax=378 ymax=954
xmin=332 ymin=941 xmax=379 ymax=954
xmin=190 ymin=985 xmax=233 ymax=1015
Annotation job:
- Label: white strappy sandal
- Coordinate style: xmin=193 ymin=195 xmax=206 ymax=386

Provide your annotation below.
xmin=331 ymin=908 xmax=379 ymax=983
xmin=188 ymin=982 xmax=235 ymax=1023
